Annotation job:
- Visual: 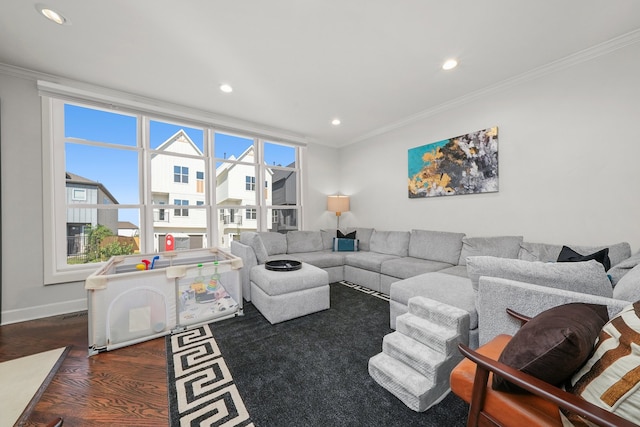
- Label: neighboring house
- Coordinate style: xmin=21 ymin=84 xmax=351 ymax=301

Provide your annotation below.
xmin=151 ymin=130 xmax=207 ymax=251
xmin=215 ymin=145 xmax=273 ymax=247
xmin=65 ymin=172 xmax=118 ymax=256
xmin=117 ymin=221 xmax=139 ymax=237
xmin=271 ymin=162 xmax=297 ymax=232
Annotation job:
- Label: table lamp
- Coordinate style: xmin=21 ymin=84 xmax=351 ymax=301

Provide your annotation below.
xmin=327 ymin=195 xmax=350 ymax=229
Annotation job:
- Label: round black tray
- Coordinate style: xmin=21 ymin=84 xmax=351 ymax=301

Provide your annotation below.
xmin=265 ymin=260 xmax=302 ymax=272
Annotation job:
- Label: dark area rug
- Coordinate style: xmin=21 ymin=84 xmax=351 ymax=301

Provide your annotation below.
xmin=167 ymin=282 xmax=468 ymax=426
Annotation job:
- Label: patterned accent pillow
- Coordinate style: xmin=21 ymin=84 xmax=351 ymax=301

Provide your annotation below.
xmin=332 ymin=237 xmax=359 ymax=252
xmin=562 ymin=301 xmax=640 ymax=426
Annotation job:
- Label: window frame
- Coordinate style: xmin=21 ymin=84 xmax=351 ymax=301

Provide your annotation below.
xmin=41 ymin=82 xmax=306 ymax=285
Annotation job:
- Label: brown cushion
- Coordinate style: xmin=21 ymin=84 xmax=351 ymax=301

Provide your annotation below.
xmin=493 ymin=303 xmax=609 ymax=392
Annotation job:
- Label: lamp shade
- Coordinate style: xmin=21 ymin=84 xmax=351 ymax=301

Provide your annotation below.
xmin=327 ymin=195 xmax=350 ymax=214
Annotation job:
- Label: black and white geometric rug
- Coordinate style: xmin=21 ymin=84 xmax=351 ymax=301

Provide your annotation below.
xmin=167 ymin=282 xmax=468 ymax=427
xmin=166 ymin=325 xmax=253 ymax=426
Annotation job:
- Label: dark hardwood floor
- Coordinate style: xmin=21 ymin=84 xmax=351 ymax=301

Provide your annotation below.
xmin=0 ymin=311 xmax=169 ymax=426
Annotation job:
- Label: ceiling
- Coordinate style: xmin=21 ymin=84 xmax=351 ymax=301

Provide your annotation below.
xmin=1 ymin=1 xmax=640 ymax=147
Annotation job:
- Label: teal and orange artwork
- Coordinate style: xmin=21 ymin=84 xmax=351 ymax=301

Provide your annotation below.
xmin=408 ymin=127 xmax=498 ymax=198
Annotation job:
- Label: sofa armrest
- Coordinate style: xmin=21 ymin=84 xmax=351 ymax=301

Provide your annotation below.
xmin=477 ymin=276 xmax=630 ymax=346
xmin=230 ymin=240 xmax=258 ymax=301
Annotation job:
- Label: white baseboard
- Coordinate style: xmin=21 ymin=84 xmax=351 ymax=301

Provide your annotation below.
xmin=1 ymin=298 xmax=88 ymax=325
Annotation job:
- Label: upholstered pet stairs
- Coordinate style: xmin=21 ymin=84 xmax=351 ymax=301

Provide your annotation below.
xmin=368 ymin=296 xmax=470 ymax=412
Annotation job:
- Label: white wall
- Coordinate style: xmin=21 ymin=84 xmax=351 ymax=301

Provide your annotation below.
xmin=337 ymin=42 xmax=640 ymax=251
xmin=0 ymin=69 xmax=341 ymax=323
xmin=0 ymin=72 xmax=88 ymax=324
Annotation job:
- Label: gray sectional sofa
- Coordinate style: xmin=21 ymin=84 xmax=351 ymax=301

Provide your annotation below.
xmin=230 ymin=228 xmax=639 ymax=349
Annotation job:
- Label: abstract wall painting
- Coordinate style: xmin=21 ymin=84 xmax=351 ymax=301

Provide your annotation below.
xmin=408 ymin=127 xmax=499 ymax=198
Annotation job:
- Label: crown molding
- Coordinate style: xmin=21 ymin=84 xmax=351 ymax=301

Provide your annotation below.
xmin=0 ymin=63 xmax=309 ymax=146
xmin=349 ymin=28 xmax=640 ymax=146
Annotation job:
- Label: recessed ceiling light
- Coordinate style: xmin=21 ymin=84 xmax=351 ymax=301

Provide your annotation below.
xmin=442 ymin=59 xmax=458 ymax=71
xmin=331 ymin=118 xmax=341 ymax=126
xmin=219 ymin=84 xmax=233 ymax=93
xmin=36 ymin=4 xmax=70 ymax=25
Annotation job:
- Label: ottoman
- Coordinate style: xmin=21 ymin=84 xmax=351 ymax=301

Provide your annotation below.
xmin=250 ymin=262 xmax=330 ymax=324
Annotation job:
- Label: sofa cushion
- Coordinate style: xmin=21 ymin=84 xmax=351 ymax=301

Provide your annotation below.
xmin=258 ymin=232 xmax=287 ymax=256
xmin=390 ymin=272 xmax=478 ymax=329
xmin=320 ymin=229 xmax=337 ymax=250
xmin=287 ymin=230 xmax=323 ymax=254
xmin=519 ymin=241 xmax=631 ymax=267
xmin=370 ymin=230 xmax=410 ymax=257
xmin=557 ymin=245 xmax=611 ymax=271
xmin=493 ymin=303 xmax=609 ymax=393
xmin=612 ymin=263 xmax=640 ymax=302
xmin=563 ymin=301 xmax=640 ymax=426
xmin=287 ymin=250 xmax=346 ymax=269
xmin=240 ymin=231 xmax=269 ymax=264
xmin=438 ymin=265 xmax=469 ymax=278
xmin=609 ymin=250 xmax=640 ymax=286
xmin=380 ymin=257 xmax=453 ymax=280
xmin=344 ymin=251 xmax=400 ymax=273
xmin=458 ymin=236 xmax=523 ymax=266
xmin=466 ymin=256 xmax=613 ymax=298
xmin=408 ymin=229 xmax=465 ymax=265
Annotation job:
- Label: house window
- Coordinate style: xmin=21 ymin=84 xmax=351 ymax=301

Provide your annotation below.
xmin=174 ymin=199 xmax=189 ymax=217
xmin=174 ymin=166 xmax=189 ymax=183
xmin=246 ymin=208 xmax=256 ymax=220
xmin=245 ymin=176 xmax=256 ymax=191
xmin=42 ymin=91 xmax=304 ymax=284
xmin=72 ymin=188 xmax=87 ymax=201
xmin=196 ymin=171 xmax=204 ymax=193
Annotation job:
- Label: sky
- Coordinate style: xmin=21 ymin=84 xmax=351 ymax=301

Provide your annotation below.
xmin=65 ymin=104 xmax=296 ymax=226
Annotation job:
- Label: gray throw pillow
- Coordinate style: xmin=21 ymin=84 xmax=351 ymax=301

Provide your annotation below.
xmin=458 ymin=236 xmax=523 ymax=266
xmin=240 ymin=232 xmax=269 ymax=264
xmin=258 ymin=232 xmax=287 ymax=256
xmin=608 ymin=250 xmax=640 ymax=286
xmin=466 ymin=256 xmax=613 ymax=298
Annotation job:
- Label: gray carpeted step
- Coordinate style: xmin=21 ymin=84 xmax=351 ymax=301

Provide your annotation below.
xmin=368 ymin=352 xmax=451 ymax=412
xmin=382 ymin=331 xmax=462 ymax=383
xmin=396 ymin=312 xmax=460 ymax=355
xmin=408 ymin=296 xmax=470 ymax=336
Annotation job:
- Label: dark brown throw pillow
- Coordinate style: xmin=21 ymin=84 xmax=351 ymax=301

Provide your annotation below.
xmin=337 ymin=230 xmax=356 ymax=239
xmin=492 ymin=303 xmax=609 ymax=393
xmin=557 ymin=246 xmax=611 ymax=271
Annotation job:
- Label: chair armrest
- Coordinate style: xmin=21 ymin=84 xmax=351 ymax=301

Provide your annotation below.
xmin=457 ymin=343 xmax=637 ymax=427
xmin=506 ymin=308 xmax=530 ymax=326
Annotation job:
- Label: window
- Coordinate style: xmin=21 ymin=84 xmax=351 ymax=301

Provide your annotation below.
xmin=42 ymin=84 xmax=305 ymax=284
xmin=174 ymin=199 xmax=189 ymax=217
xmin=245 ymin=176 xmax=255 ymax=191
xmin=72 ymin=188 xmax=87 ymax=201
xmin=174 ymin=166 xmax=189 ymax=183
xmin=196 ymin=171 xmax=204 ymax=193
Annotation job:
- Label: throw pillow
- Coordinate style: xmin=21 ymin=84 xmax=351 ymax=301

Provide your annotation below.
xmin=493 ymin=303 xmax=609 ymax=393
xmin=562 ymin=301 xmax=640 ymax=426
xmin=337 ymin=230 xmax=357 ymax=239
xmin=557 ymin=245 xmax=611 ymax=271
xmin=332 ymin=237 xmax=359 ymax=252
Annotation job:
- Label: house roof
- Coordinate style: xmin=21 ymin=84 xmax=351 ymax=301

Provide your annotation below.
xmin=65 ymin=172 xmax=119 ymax=204
xmin=117 ymin=221 xmax=138 ymax=230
